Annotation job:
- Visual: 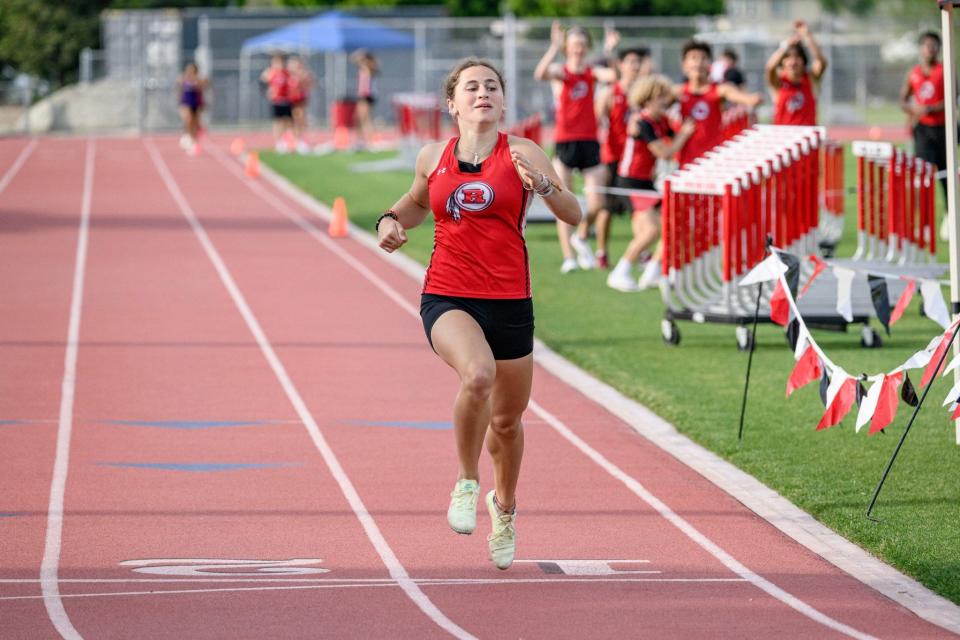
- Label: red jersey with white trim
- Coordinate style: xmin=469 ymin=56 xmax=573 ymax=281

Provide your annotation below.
xmin=266 ymin=68 xmax=290 ymax=104
xmin=910 ymin=63 xmax=946 ymax=126
xmin=424 ymin=132 xmax=533 ymax=299
xmin=618 ymin=114 xmax=672 ymax=181
xmin=554 ymin=66 xmax=598 ymax=143
xmin=773 ymin=73 xmax=817 ymax=126
xmin=677 ymin=82 xmax=723 ymax=166
xmin=601 ymin=82 xmax=629 ymax=164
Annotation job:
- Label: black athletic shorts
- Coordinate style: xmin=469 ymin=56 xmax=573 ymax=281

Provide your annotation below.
xmin=420 ymin=294 xmax=534 ymax=361
xmin=913 ymin=123 xmax=947 ymax=194
xmin=272 ymin=103 xmax=293 ymax=119
xmin=604 ymin=162 xmax=630 ymax=215
xmin=555 ymin=140 xmax=601 ymax=171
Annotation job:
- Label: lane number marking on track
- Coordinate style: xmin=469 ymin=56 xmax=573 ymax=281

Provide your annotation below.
xmin=514 ymin=559 xmax=659 ymax=576
xmin=119 ymin=558 xmax=330 ymax=577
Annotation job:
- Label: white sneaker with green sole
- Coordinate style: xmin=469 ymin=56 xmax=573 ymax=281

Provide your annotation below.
xmin=447 ymin=479 xmax=479 ymax=534
xmin=485 ymin=490 xmax=517 ymax=570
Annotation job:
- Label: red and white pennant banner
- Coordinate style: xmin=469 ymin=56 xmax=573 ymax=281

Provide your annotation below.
xmin=740 ymin=251 xmax=959 ymax=433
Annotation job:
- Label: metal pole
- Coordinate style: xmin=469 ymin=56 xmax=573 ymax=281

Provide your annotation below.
xmin=414 ymin=20 xmax=427 ymax=94
xmin=867 ymin=321 xmax=960 ymax=519
xmin=940 ymin=1 xmax=960 ymax=445
xmin=80 ymin=48 xmax=93 ymax=85
xmin=503 ymin=12 xmax=518 ymax=127
xmin=737 ymin=282 xmax=764 ymax=443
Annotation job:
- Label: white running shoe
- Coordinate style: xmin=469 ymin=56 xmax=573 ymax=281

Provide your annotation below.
xmin=606 ymin=270 xmax=640 ymax=292
xmin=179 ymin=134 xmax=191 ymax=150
xmin=485 ymin=490 xmax=516 ymax=570
xmin=295 ymin=140 xmax=311 ymax=155
xmin=560 ymin=257 xmax=578 ymax=274
xmin=447 ymin=479 xmax=479 ymax=534
xmin=637 ymin=259 xmax=662 ymax=290
xmin=275 ymin=140 xmax=290 ymax=154
xmin=569 ymin=234 xmax=597 ymax=270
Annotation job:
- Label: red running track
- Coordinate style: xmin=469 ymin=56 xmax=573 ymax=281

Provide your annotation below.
xmin=0 ymin=135 xmax=954 ymax=639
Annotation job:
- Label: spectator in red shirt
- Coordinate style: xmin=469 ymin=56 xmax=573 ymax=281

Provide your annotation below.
xmin=901 ymin=31 xmax=948 ymax=204
xmin=765 ymin=21 xmax=827 ymax=126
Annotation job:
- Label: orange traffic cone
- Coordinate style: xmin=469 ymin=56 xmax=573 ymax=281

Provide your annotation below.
xmin=244 ymin=151 xmax=260 ymax=178
xmin=230 ymin=137 xmax=245 ymax=155
xmin=328 ymin=197 xmax=349 ymax=238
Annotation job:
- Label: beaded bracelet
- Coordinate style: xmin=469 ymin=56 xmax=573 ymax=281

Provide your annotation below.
xmin=375 ymin=211 xmax=399 ymax=231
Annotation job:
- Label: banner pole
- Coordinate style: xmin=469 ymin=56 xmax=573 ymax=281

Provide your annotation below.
xmin=939 ymin=0 xmax=960 ymax=444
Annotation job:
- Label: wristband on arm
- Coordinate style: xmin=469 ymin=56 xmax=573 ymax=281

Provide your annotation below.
xmin=375 ymin=211 xmax=399 ymax=231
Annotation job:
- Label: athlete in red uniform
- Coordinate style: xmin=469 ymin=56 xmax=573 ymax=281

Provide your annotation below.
xmin=765 ymin=21 xmax=827 ymax=126
xmin=535 ymin=21 xmax=619 ymax=273
xmin=376 ymin=58 xmax=581 ymax=570
xmin=900 ymin=31 xmax=948 ymax=202
xmin=350 ymin=49 xmax=379 ymax=150
xmin=286 ymin=55 xmax=313 ymax=154
xmin=594 ymin=47 xmax=652 ymax=268
xmin=606 ymin=75 xmax=695 ymax=293
xmin=260 ymin=54 xmax=293 ymax=153
xmin=673 ymin=40 xmax=761 ymax=167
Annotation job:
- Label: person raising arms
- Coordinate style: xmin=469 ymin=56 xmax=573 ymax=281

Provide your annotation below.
xmin=765 ymin=21 xmax=827 ymax=126
xmin=594 ymin=47 xmax=653 ymax=269
xmin=674 ymin=39 xmax=762 ymax=167
xmin=376 ymin=58 xmax=580 ymax=570
xmin=535 ymin=21 xmax=618 ymax=273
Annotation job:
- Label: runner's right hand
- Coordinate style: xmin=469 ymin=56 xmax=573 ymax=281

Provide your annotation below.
xmin=378 ymin=219 xmax=408 ymax=253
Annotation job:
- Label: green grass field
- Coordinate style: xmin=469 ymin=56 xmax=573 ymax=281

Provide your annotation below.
xmin=262 ymin=146 xmax=960 ymax=605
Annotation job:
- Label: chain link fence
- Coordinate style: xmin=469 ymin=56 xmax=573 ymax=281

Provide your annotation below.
xmin=64 ymin=9 xmax=938 ymax=133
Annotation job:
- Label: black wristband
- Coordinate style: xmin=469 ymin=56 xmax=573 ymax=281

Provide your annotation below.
xmin=375 ymin=211 xmax=399 ymax=231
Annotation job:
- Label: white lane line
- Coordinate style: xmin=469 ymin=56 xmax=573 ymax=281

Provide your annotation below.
xmin=208 ymin=143 xmax=879 ymax=640
xmin=40 ymin=139 xmax=94 ymax=640
xmin=0 ymin=138 xmax=38 ymax=196
xmin=143 ymin=138 xmax=475 ymax=640
xmin=0 ymin=576 xmax=738 ymax=584
xmin=0 ymin=577 xmax=750 ymax=601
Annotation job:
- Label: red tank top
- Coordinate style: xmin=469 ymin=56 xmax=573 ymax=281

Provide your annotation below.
xmin=910 ymin=63 xmax=946 ymax=126
xmin=554 ymin=66 xmax=598 ymax=143
xmin=601 ymin=83 xmax=629 ymax=164
xmin=618 ymin=114 xmax=670 ymax=181
xmin=267 ymin=68 xmax=290 ymax=104
xmin=773 ymin=73 xmax=817 ymax=126
xmin=677 ymin=83 xmax=723 ymax=166
xmin=424 ymin=133 xmax=532 ymax=299
xmin=288 ymin=74 xmax=306 ymax=104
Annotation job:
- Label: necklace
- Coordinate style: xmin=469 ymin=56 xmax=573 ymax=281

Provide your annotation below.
xmin=458 ymin=138 xmax=496 ymax=164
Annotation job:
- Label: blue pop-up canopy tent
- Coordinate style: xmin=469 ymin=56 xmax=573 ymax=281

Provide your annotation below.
xmin=238 ymin=11 xmax=416 ymax=123
xmin=240 ymin=10 xmax=415 ymax=54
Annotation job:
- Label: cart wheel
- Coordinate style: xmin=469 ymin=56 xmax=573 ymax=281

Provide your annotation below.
xmin=860 ymin=325 xmax=883 ymax=349
xmin=661 ymin=319 xmax=680 ymax=346
xmin=735 ymin=325 xmax=754 ymax=352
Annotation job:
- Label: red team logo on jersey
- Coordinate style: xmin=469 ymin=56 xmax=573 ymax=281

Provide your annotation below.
xmin=446 ymin=181 xmax=495 ymax=222
xmin=569 ymin=80 xmax=589 ymax=101
xmin=787 ymin=92 xmax=805 ymax=113
xmin=691 ymin=100 xmax=710 ymax=121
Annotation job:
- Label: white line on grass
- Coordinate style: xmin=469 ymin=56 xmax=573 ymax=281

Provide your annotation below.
xmin=143 ymin=138 xmax=476 ymax=640
xmin=41 ymin=139 xmax=94 ymax=640
xmin=207 ymin=141 xmax=881 ymax=640
xmin=0 ymin=138 xmax=38 ymax=196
